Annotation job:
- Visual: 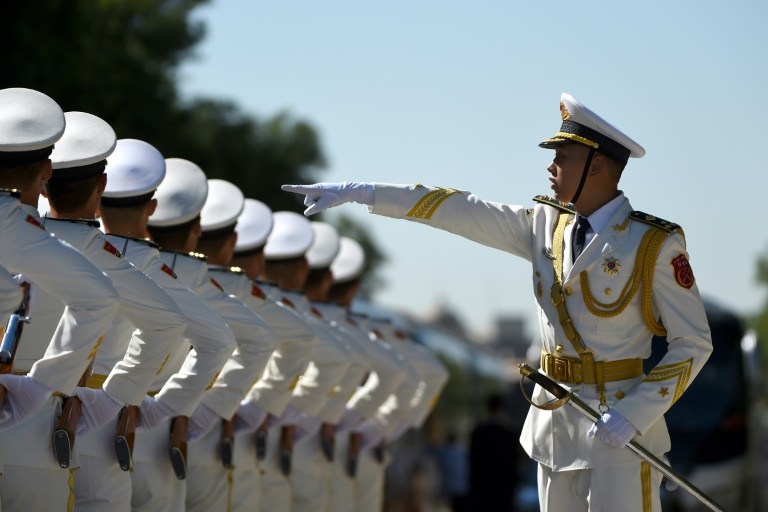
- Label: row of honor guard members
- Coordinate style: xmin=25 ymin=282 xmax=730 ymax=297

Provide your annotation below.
xmin=0 ymin=86 xmax=448 ymax=512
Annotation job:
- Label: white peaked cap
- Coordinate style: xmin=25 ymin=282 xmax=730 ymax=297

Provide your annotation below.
xmin=234 ymin=199 xmax=273 ymax=253
xmin=147 ymin=158 xmax=208 ymax=227
xmin=51 ymin=112 xmax=116 ymax=170
xmin=0 ymin=88 xmax=65 ymax=161
xmin=102 ymin=139 xmax=165 ymax=204
xmin=306 ymin=222 xmax=341 ymax=269
xmin=331 ymin=237 xmax=365 ymax=284
xmin=264 ymin=211 xmax=314 ymax=260
xmin=200 ymin=179 xmax=245 ymax=233
xmin=539 ymin=93 xmax=645 ymax=164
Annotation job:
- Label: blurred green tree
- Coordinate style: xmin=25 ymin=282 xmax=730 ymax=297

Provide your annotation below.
xmin=0 ymin=0 xmax=386 ymax=290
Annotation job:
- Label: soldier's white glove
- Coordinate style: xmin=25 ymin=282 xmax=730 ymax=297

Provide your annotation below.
xmin=233 ymin=402 xmax=269 ymax=434
xmin=587 ymin=410 xmax=637 ymax=448
xmin=188 ymin=403 xmax=220 ymax=441
xmin=136 ymin=395 xmax=176 ymax=432
xmin=281 ymin=182 xmax=374 ymax=216
xmin=0 ymin=374 xmax=54 ymax=429
xmin=73 ymin=387 xmax=124 ymax=436
xmin=11 ymin=274 xmax=35 ymax=315
xmin=294 ymin=413 xmax=322 ymax=444
xmin=336 ymin=407 xmax=365 ymax=433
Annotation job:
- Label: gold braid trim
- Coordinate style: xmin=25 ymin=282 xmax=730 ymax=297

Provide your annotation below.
xmin=643 ymin=358 xmax=693 ymax=404
xmin=406 ymin=188 xmax=462 ymax=220
xmin=579 ymin=227 xmax=669 ymax=336
xmin=543 ymin=132 xmax=600 ymax=149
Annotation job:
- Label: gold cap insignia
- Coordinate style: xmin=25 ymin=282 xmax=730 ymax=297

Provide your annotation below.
xmin=560 ymin=101 xmax=571 ymax=121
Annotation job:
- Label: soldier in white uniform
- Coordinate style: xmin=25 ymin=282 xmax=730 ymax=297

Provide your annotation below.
xmin=256 ymin=211 xmax=352 ymax=512
xmin=34 ymin=114 xmax=198 ymax=512
xmin=283 ymin=93 xmax=714 ymax=512
xmin=74 ymin=138 xmax=238 ymax=511
xmin=323 ymin=238 xmax=408 ymax=512
xmin=145 ymin=158 xmax=276 ymax=511
xmin=0 ymin=89 xmax=122 ymax=511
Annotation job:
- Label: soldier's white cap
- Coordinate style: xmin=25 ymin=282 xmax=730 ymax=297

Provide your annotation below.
xmin=50 ymin=111 xmax=116 ymax=179
xmin=0 ymin=88 xmax=65 ymax=167
xmin=101 ymin=139 xmax=165 ymax=207
xmin=331 ymin=237 xmax=365 ymax=284
xmin=147 ymin=158 xmax=208 ymax=228
xmin=306 ymin=222 xmax=341 ymax=270
xmin=539 ymin=93 xmax=645 ymax=165
xmin=200 ymin=179 xmax=245 ymax=238
xmin=234 ymin=199 xmax=273 ymax=254
xmin=264 ymin=211 xmax=314 ymax=260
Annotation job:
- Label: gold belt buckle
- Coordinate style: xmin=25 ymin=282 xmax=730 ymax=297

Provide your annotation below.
xmin=553 ymin=358 xmax=571 ymax=382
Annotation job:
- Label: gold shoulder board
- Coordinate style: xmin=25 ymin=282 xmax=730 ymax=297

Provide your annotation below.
xmin=629 ymin=211 xmax=682 ymax=234
xmin=532 ymin=195 xmax=575 ymax=213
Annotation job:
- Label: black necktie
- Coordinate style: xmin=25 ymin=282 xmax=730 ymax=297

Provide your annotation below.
xmin=572 ymin=216 xmax=591 ymax=261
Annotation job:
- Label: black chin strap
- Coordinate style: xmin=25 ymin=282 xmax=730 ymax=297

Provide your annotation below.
xmin=570 ymin=147 xmax=595 ymax=204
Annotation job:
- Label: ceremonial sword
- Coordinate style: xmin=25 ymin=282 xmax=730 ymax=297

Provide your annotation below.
xmin=518 ymin=363 xmax=726 ymax=512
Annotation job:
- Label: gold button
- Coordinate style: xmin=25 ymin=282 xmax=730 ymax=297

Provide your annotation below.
xmin=604 ymin=288 xmax=612 ymax=295
xmin=615 ymin=391 xmax=625 ymax=400
xmin=564 ymin=287 xmax=573 ymax=296
xmin=555 ymin=345 xmax=564 ymax=354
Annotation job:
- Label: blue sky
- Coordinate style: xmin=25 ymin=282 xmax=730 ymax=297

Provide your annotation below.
xmin=179 ymin=1 xmax=768 ymax=335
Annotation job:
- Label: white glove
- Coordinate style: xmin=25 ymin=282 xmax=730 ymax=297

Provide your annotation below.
xmin=281 ymin=182 xmax=374 ymax=216
xmin=357 ymin=420 xmax=384 ymax=452
xmin=269 ymin=404 xmax=302 ymax=428
xmin=294 ymin=413 xmax=322 ymax=444
xmin=136 ymin=395 xmax=176 ymax=432
xmin=587 ymin=410 xmax=638 ymax=448
xmin=0 ymin=374 xmax=53 ymax=430
xmin=335 ymin=407 xmax=365 ymax=433
xmin=72 ymin=387 xmax=124 ymax=436
xmin=233 ymin=402 xmax=269 ymax=434
xmin=11 ymin=274 xmax=35 ymax=315
xmin=187 ymin=403 xmax=220 ymax=441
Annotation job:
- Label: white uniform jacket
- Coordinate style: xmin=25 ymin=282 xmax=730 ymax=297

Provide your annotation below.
xmin=371 ymin=183 xmax=713 ymax=470
xmin=18 ymin=214 xmax=186 ymax=405
xmin=156 ymin=251 xmax=275 ymax=419
xmin=207 ymin=268 xmax=317 ymax=418
xmin=345 ymin=314 xmax=407 ymax=424
xmin=103 ymin=235 xmax=236 ymax=416
xmin=0 ymin=196 xmax=119 ymax=394
xmin=281 ymin=291 xmax=351 ymax=420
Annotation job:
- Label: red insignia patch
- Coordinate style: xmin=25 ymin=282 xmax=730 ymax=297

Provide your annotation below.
xmin=281 ymin=297 xmax=295 ymax=309
xmin=210 ymin=277 xmax=224 ymax=292
xmin=671 ymin=254 xmax=695 ymax=289
xmin=25 ymin=214 xmax=44 ymax=230
xmin=395 ymin=330 xmax=407 ymax=340
xmin=310 ymin=307 xmax=323 ymax=319
xmin=160 ymin=263 xmax=177 ymax=279
xmin=371 ymin=328 xmax=384 ymax=339
xmin=251 ymin=283 xmax=266 ymax=299
xmin=346 ymin=317 xmax=358 ymax=327
xmin=103 ymin=240 xmax=122 ymax=258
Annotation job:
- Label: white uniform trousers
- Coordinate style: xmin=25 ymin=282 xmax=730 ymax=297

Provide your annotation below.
xmin=258 ymin=425 xmax=292 ymax=512
xmin=0 ymin=397 xmax=74 ymax=512
xmin=290 ymin=430 xmax=331 ymax=512
xmin=328 ymin=432 xmax=355 ymax=512
xmin=230 ymin=430 xmax=260 ymax=512
xmin=130 ymin=418 xmax=185 ymax=512
xmin=537 ymin=461 xmax=662 ymax=512
xmin=354 ymin=449 xmax=385 ymax=512
xmin=186 ymin=422 xmax=229 ymax=512
xmin=75 ymin=416 xmax=131 ymax=512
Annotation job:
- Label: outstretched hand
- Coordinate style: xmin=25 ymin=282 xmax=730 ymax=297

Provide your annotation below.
xmin=281 ymin=182 xmax=373 ymax=216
